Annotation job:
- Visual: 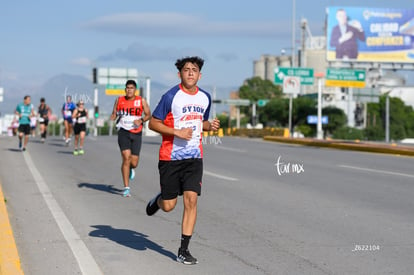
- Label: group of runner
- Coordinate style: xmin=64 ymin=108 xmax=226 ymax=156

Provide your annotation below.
xmin=15 ymin=56 xmax=220 ymax=265
xmin=14 ymin=95 xmax=87 ymax=154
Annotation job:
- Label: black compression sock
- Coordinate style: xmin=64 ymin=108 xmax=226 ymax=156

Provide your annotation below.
xmin=180 ymin=234 xmax=191 ymax=250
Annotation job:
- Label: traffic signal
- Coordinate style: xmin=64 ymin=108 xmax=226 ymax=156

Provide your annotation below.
xmin=94 ymin=106 xmax=99 ymax=118
xmin=354 ymin=103 xmax=364 ymax=126
xmin=92 ymin=68 xmax=97 ymax=84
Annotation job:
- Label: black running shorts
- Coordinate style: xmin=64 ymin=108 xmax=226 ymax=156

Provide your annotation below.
xmin=117 ymin=128 xmax=142 ymax=156
xmin=18 ymin=124 xmax=31 ymax=135
xmin=39 ymin=119 xmax=49 ymax=126
xmin=74 ymin=123 xmax=86 ymax=135
xmin=158 ymin=158 xmax=203 ymax=200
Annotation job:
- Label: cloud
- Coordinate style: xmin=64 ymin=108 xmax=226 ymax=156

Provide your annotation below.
xmin=71 ymin=57 xmax=93 ymax=66
xmin=96 ymin=42 xmax=207 ymax=62
xmin=82 ymin=12 xmax=286 ymax=38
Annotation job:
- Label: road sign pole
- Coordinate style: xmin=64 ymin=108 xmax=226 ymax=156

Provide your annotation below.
xmin=347 ymin=88 xmax=354 ymax=127
xmin=252 ymin=102 xmax=256 ymax=127
xmin=317 ymin=78 xmax=323 ymax=139
xmin=236 ymin=107 xmax=240 ymax=129
xmin=288 ymin=95 xmax=292 ymax=137
xmin=93 ymin=87 xmax=98 ymax=137
xmin=315 ymin=72 xmax=324 ymax=139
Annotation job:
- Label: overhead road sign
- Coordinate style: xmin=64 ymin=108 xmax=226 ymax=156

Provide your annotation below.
xmin=353 ymin=88 xmax=380 ymax=103
xmin=97 ymin=68 xmax=138 ymax=86
xmin=274 ymin=67 xmax=314 ymax=85
xmin=105 ymin=84 xmax=139 ymax=96
xmin=221 ymin=99 xmax=250 ymax=106
xmin=325 ymin=68 xmax=366 ymax=88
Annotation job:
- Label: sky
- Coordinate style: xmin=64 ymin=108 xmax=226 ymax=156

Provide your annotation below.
xmin=1 ymin=0 xmax=413 ymax=92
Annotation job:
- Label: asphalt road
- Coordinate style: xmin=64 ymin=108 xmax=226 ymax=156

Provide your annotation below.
xmin=1 ymin=134 xmax=414 ymax=275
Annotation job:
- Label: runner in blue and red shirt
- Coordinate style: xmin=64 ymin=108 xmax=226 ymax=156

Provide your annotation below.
xmin=146 ymin=56 xmax=220 ymax=265
xmin=62 ymin=95 xmax=76 ymax=146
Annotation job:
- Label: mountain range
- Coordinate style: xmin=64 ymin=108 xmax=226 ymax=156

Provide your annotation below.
xmin=0 ymin=74 xmax=237 ymax=118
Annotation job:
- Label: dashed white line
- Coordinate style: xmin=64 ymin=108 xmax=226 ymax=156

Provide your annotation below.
xmin=339 ymin=165 xmax=414 ymax=178
xmin=204 ymin=170 xmax=238 ymax=181
xmin=212 ymin=145 xmax=247 ymax=153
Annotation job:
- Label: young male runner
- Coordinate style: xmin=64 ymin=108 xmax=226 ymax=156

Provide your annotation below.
xmin=110 ymin=80 xmax=151 ymax=197
xmin=146 ymin=56 xmax=220 ymax=265
xmin=15 ymin=95 xmax=35 ymax=151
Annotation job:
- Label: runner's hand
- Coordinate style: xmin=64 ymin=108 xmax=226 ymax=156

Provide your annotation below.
xmin=176 ymin=127 xmax=193 ymax=140
xmin=210 ymin=118 xmax=220 ymax=131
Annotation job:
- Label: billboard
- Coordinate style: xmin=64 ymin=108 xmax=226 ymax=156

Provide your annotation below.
xmin=326 ymin=7 xmax=414 ymax=63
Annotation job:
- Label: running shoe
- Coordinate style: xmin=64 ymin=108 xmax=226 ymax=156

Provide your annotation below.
xmin=78 ymin=149 xmax=84 ymax=155
xmin=129 ymin=168 xmax=135 ymax=180
xmin=123 ymin=187 xmax=131 ymax=197
xmin=22 ymin=147 xmax=26 ymax=152
xmin=65 ymin=139 xmax=70 ymax=146
xmin=18 ymin=139 xmax=22 ymax=149
xmin=177 ymin=248 xmax=198 ymax=265
xmin=41 ymin=138 xmax=45 ymax=143
xmin=73 ymin=150 xmax=78 ymax=156
xmin=146 ymin=192 xmax=161 ymax=216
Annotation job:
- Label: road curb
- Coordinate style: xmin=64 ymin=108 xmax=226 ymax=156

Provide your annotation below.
xmin=263 ymin=136 xmax=414 ymax=157
xmin=0 ymin=181 xmax=24 ymax=275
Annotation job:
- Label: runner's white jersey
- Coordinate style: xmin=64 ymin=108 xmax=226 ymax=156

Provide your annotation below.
xmin=152 ymin=84 xmax=211 ymax=161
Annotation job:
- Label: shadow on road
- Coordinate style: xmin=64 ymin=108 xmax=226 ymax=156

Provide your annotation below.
xmin=78 ymin=183 xmax=123 ymax=195
xmin=7 ymin=148 xmax=22 ymax=152
xmin=56 ymin=150 xmax=74 ymax=154
xmin=48 ymin=142 xmax=65 ymax=147
xmin=89 ymin=225 xmax=176 ymax=261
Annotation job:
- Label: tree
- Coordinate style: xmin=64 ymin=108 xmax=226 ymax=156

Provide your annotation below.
xmin=292 ymin=96 xmax=316 ymax=126
xmin=261 ymin=98 xmax=289 ymax=126
xmin=239 ymin=77 xmax=283 ymax=102
xmin=322 ymin=106 xmax=347 ymax=136
xmin=238 ymin=77 xmax=283 ymax=126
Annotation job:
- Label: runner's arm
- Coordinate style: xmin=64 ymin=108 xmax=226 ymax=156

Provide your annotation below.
xmin=141 ymin=98 xmax=151 ymax=123
xmin=149 ymin=117 xmax=192 ymax=140
xmin=110 ymin=98 xmax=119 ymax=121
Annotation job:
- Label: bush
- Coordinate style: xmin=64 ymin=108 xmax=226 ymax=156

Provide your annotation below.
xmin=295 ymin=124 xmax=314 ymax=137
xmin=332 ymin=126 xmax=364 ymax=140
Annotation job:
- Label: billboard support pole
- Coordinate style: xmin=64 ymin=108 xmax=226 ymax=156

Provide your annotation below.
xmin=385 ymin=92 xmax=390 ymax=143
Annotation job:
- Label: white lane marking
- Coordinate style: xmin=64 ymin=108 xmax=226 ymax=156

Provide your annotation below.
xmin=23 ymin=152 xmax=102 ymax=275
xmin=339 ymin=164 xmax=414 ymax=179
xmin=212 ymin=145 xmax=247 ymax=153
xmin=204 ymin=170 xmax=238 ymax=181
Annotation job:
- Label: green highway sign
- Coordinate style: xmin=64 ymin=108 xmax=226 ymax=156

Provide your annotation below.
xmin=257 ymin=99 xmax=269 ymax=107
xmin=106 ymin=84 xmax=125 ymax=90
xmin=325 ymin=68 xmax=366 ymax=88
xmin=274 ymin=67 xmax=314 ymax=85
